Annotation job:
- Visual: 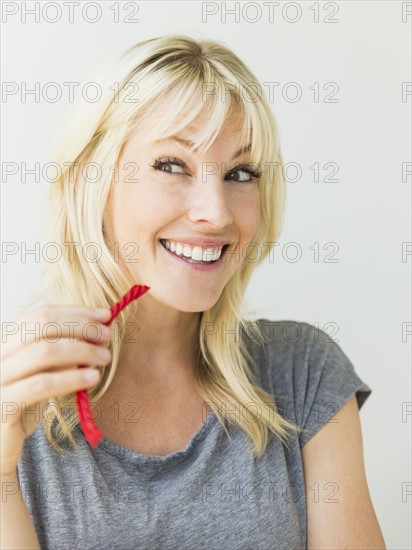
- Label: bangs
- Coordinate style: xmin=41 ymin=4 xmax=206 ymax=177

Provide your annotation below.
xmin=133 ymin=74 xmax=261 ymax=165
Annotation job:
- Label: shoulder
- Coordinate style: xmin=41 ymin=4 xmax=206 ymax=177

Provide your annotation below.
xmin=243 ymin=319 xmax=372 ymax=447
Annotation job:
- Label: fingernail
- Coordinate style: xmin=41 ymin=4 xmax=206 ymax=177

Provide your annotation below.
xmin=98 ymin=347 xmax=111 ymax=360
xmin=99 ymin=325 xmax=112 ymax=339
xmin=91 ymin=308 xmax=111 ymax=319
xmin=83 ymin=370 xmax=100 ymax=382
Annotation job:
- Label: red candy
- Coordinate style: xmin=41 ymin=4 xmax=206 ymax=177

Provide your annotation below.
xmin=76 ymin=284 xmax=151 ymax=447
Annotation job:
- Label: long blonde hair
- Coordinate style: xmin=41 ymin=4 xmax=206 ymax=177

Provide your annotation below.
xmin=26 ymin=34 xmax=301 ymax=458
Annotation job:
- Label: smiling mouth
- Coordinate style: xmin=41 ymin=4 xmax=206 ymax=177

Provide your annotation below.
xmin=159 ymin=239 xmax=229 ymax=264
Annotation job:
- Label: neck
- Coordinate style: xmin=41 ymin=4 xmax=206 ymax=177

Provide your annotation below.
xmin=110 ymin=296 xmax=202 ymax=386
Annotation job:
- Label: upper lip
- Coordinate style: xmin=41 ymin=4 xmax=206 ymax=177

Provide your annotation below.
xmin=160 ymin=237 xmax=232 ymax=249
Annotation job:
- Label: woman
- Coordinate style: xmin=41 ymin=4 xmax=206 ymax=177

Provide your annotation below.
xmin=1 ymin=35 xmax=386 ymax=549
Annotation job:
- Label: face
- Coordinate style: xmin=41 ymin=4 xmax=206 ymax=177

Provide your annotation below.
xmin=103 ymin=104 xmax=261 ymax=313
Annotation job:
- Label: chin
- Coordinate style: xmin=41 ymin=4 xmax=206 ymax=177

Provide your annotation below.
xmin=171 ymin=298 xmax=219 ymax=313
xmin=152 ymin=289 xmax=221 ymax=314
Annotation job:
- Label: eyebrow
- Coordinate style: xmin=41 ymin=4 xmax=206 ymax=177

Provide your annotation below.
xmin=158 ymin=136 xmax=252 ymax=160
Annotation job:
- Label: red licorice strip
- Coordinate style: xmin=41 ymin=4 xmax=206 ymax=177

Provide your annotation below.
xmin=76 ymin=284 xmax=150 ymax=448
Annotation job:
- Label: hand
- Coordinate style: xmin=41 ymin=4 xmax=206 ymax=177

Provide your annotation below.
xmin=0 ymin=304 xmax=112 ymax=476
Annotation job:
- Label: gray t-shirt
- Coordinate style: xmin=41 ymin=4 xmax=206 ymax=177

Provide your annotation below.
xmin=16 ymin=320 xmax=372 ymax=550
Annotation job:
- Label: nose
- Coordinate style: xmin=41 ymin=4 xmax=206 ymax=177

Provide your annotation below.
xmin=187 ymin=163 xmax=234 ymax=228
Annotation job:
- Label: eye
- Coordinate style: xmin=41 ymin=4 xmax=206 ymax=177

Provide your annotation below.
xmin=226 ymin=164 xmax=262 ymax=183
xmin=149 ymin=157 xmax=186 ymax=175
xmin=149 ymin=158 xmax=262 ymax=183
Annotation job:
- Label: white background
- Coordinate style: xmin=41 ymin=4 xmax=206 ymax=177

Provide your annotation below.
xmin=1 ymin=1 xmax=411 ymax=548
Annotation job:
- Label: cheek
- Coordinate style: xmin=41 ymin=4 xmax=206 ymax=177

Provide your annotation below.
xmin=107 ymin=173 xmax=183 ymax=245
xmin=102 ymin=192 xmax=115 ymax=245
xmin=236 ymin=188 xmax=261 ymax=237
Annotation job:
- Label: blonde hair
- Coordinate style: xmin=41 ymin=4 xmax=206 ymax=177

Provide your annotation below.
xmin=26 ymin=34 xmax=301 ymax=458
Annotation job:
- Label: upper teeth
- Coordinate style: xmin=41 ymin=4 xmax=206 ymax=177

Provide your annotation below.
xmin=161 ymin=239 xmax=224 ymax=262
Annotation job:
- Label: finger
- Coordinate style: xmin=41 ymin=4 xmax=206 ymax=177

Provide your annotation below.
xmin=1 ymin=339 xmax=112 ymax=385
xmin=1 ymin=306 xmax=112 ymax=360
xmin=2 ymin=304 xmax=111 ymax=334
xmin=1 ymin=368 xmax=102 ymax=428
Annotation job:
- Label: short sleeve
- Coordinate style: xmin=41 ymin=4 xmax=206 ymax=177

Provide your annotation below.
xmin=291 ymin=323 xmax=372 ymax=448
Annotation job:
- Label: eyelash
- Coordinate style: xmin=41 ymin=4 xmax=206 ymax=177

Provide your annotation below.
xmin=149 ymin=157 xmax=262 ymax=183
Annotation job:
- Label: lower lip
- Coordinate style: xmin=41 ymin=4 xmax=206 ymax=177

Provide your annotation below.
xmin=159 ymin=241 xmax=227 ymax=272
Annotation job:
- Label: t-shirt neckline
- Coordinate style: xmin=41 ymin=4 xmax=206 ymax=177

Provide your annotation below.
xmin=92 ymin=409 xmax=218 ymax=465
